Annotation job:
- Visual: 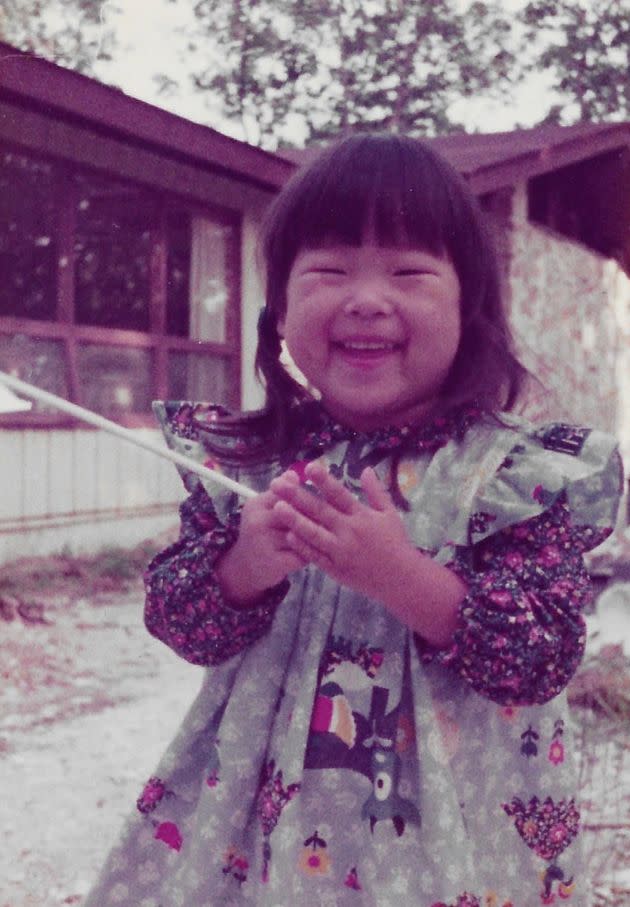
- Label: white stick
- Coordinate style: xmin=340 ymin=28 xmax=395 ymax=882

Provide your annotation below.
xmin=0 ymin=371 xmax=258 ymax=499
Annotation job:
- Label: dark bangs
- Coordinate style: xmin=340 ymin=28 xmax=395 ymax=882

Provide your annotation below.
xmin=262 ymin=134 xmax=474 ymax=316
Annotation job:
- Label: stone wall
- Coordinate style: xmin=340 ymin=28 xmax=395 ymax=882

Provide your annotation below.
xmin=505 ymin=193 xmax=628 ymax=459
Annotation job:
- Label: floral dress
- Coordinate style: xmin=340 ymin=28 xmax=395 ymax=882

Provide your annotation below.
xmin=84 ymin=403 xmax=622 ymax=907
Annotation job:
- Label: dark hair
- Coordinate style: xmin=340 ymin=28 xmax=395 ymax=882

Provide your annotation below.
xmin=255 ymin=132 xmax=527 ymax=447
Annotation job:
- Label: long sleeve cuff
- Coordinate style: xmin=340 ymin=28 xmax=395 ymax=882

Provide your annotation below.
xmin=417 ymin=495 xmax=611 ymax=706
xmin=144 ymin=487 xmax=289 ymax=666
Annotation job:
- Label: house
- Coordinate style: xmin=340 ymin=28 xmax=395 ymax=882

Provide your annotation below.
xmin=1 ymin=42 xmax=628 ymax=561
xmin=0 ymin=42 xmax=292 ymax=561
xmin=430 ymin=125 xmax=630 ymax=451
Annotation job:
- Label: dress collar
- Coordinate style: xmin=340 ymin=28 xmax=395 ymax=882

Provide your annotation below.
xmin=296 ymin=400 xmax=486 ymax=456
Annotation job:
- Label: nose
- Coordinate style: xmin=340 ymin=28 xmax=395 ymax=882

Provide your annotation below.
xmin=343 ymin=278 xmax=394 ymax=317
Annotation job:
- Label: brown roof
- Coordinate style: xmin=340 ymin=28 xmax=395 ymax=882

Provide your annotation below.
xmin=278 ymin=122 xmax=630 ymax=193
xmin=429 ymin=123 xmax=630 ymax=192
xmin=0 ymin=42 xmax=293 ymax=192
xmin=2 ymin=42 xmax=628 ymax=195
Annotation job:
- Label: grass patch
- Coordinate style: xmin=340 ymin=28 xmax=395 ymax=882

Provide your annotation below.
xmin=0 ymin=533 xmax=174 ymax=602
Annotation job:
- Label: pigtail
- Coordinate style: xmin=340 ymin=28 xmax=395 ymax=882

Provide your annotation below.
xmin=255 ymin=307 xmax=311 ymax=453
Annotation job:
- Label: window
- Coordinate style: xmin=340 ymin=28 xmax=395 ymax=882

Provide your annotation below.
xmin=528 ymin=150 xmax=630 ymax=269
xmin=77 ymin=344 xmax=154 ymax=419
xmin=0 ymin=334 xmax=69 ymax=413
xmin=0 ymin=144 xmax=241 ymax=423
xmin=166 ymin=209 xmax=192 ymax=337
xmin=0 ymin=151 xmax=57 ymax=321
xmin=74 ymin=173 xmax=154 ymax=332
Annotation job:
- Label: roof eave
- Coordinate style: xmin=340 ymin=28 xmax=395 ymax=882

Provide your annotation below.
xmin=0 ymin=42 xmax=293 ymax=192
xmin=463 ymin=124 xmax=630 ymax=193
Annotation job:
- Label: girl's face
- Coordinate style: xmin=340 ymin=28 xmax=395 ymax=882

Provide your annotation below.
xmin=280 ymin=241 xmax=461 ymax=431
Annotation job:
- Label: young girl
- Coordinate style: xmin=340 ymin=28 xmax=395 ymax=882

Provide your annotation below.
xmin=85 ymin=134 xmax=622 ymax=907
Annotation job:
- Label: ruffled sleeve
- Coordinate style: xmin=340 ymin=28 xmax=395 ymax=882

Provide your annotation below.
xmin=144 ymin=483 xmax=289 ymax=666
xmin=419 ymin=421 xmax=623 ymax=706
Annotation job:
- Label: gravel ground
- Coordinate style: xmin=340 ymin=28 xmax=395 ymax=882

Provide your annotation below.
xmin=0 ymin=593 xmax=201 ymax=907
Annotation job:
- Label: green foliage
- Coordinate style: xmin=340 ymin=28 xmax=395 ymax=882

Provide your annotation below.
xmin=191 ymin=0 xmax=318 ymax=145
xmin=189 ymin=0 xmax=517 ymax=147
xmin=520 ymin=0 xmax=629 ymax=122
xmin=0 ymin=0 xmax=114 ymax=75
xmin=0 ymin=538 xmax=166 ymax=600
xmin=186 ymin=0 xmax=628 ymax=146
xmin=92 ymin=546 xmax=143 ymax=581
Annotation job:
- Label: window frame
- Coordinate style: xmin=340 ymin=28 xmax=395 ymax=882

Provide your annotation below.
xmin=0 ymin=142 xmax=242 ymax=428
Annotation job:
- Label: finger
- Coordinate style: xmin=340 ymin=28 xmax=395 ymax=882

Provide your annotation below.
xmin=360 ymin=467 xmax=393 ymax=512
xmin=273 ymin=499 xmax=336 ymax=557
xmin=276 ymin=539 xmax=310 ymax=569
xmin=256 ymin=486 xmax=285 ymax=511
xmin=268 ymin=527 xmax=297 ymax=553
xmin=269 ymin=470 xmax=301 ymax=495
xmin=285 ymin=530 xmax=333 ymax=571
xmin=260 ymin=525 xmax=310 ymax=570
xmin=269 ymin=470 xmax=307 ymax=506
xmin=271 ymin=478 xmax=340 ymax=531
xmin=268 ymin=503 xmax=296 ymax=531
xmin=303 ymin=462 xmax=356 ymax=515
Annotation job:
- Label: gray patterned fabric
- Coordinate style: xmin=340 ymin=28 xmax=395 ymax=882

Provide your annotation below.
xmin=85 ymin=408 xmax=622 ymax=907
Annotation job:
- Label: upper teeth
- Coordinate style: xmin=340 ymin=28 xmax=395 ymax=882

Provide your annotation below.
xmin=340 ymin=341 xmax=395 ymax=350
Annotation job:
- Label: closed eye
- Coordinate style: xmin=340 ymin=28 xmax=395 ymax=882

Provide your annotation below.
xmin=393 ymin=269 xmax=434 ymax=277
xmin=309 ymin=267 xmax=346 ymax=275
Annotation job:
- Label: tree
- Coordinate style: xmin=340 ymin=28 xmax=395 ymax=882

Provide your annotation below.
xmin=188 ymin=0 xmax=517 ymax=148
xmin=0 ymin=0 xmax=115 ymax=74
xmin=307 ymin=0 xmax=516 ymax=139
xmin=520 ymin=0 xmax=629 ymax=123
xmin=190 ymin=0 xmax=321 ymax=146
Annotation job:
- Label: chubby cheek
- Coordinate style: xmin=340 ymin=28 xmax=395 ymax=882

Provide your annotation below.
xmin=284 ymin=329 xmax=327 ymax=385
xmin=431 ymin=302 xmax=461 ymax=363
xmin=281 ymin=304 xmax=331 ymax=374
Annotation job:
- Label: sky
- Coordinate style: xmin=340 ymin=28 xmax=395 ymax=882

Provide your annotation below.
xmin=90 ymin=0 xmax=559 ymax=147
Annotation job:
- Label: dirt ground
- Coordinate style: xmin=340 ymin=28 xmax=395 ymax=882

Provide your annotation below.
xmin=1 ymin=553 xmax=629 ymax=907
xmin=0 ymin=563 xmax=201 ymax=907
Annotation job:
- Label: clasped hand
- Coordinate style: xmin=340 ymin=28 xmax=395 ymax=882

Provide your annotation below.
xmin=218 ymin=462 xmax=414 ymax=606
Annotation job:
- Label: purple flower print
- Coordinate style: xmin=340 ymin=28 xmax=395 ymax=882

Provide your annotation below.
xmin=503 ymin=796 xmax=580 ymax=861
xmin=548 ymin=718 xmax=565 ymax=766
xmin=538 ymin=544 xmax=563 ymax=568
xmin=257 ymin=760 xmax=301 ymax=882
xmin=223 ymin=845 xmax=249 ymax=885
xmin=257 ymin=761 xmax=300 ymax=838
xmin=137 ymin=777 xmax=169 ymax=814
xmin=154 ymin=821 xmax=183 ymax=851
xmin=344 ymin=866 xmax=361 ymax=890
xmin=504 ymin=551 xmax=524 ymax=571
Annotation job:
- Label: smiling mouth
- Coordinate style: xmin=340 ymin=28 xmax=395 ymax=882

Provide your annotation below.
xmin=333 ymin=340 xmax=402 ymax=353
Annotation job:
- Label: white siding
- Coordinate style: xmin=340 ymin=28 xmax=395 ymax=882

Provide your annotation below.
xmin=0 ymin=428 xmax=185 ymax=563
